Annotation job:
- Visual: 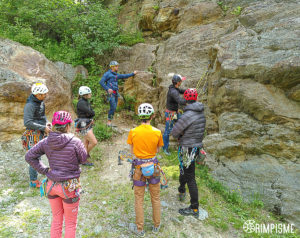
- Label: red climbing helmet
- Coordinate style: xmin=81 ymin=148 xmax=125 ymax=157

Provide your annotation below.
xmin=52 ymin=111 xmax=73 ymax=126
xmin=184 ymin=88 xmax=198 ymax=101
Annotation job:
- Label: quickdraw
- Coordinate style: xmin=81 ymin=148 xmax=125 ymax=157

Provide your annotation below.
xmin=21 ymin=129 xmax=44 ymax=150
xmin=178 ymin=146 xmax=207 ymax=174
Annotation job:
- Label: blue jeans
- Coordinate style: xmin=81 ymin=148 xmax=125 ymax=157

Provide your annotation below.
xmin=163 ymin=112 xmax=175 ymax=150
xmin=29 ymin=157 xmax=41 ymax=181
xmin=107 ymin=93 xmax=118 ymax=120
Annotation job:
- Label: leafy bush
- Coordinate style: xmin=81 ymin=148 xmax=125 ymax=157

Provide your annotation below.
xmin=120 ymin=94 xmax=136 ymax=111
xmin=93 ymin=121 xmax=113 ymax=141
xmin=0 ymin=0 xmax=144 ymax=70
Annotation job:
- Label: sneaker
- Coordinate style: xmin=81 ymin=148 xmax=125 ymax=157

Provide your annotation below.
xmin=178 ymin=192 xmax=186 ymax=202
xmin=152 ymin=225 xmax=160 ymax=233
xmin=129 ymin=224 xmax=145 ymax=237
xmin=82 ymin=161 xmax=94 ymax=166
xmin=30 ymin=180 xmax=41 ymax=188
xmin=163 ymin=148 xmax=170 ymax=155
xmin=178 ymin=207 xmax=199 ymax=218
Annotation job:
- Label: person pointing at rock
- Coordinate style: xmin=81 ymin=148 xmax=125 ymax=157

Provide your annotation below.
xmin=100 ymin=61 xmax=137 ymax=127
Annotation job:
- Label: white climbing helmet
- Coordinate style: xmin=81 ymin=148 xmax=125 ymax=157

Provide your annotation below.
xmin=31 ymin=83 xmax=49 ymax=95
xmin=79 ymin=86 xmax=92 ymax=96
xmin=138 ymin=103 xmax=154 ymax=119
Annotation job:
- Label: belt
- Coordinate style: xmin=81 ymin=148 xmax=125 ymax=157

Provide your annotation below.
xmin=165 ymin=109 xmax=176 ymax=113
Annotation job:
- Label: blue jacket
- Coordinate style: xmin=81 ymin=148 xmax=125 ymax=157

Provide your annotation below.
xmin=100 ymin=69 xmax=134 ymax=91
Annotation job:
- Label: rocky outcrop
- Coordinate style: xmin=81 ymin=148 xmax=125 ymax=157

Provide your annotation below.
xmin=0 ymin=39 xmax=85 ymax=141
xmin=116 ymin=0 xmax=300 ymax=226
xmin=54 ymin=62 xmax=88 ymax=83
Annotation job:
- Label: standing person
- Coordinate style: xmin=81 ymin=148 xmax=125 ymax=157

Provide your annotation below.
xmin=100 ymin=61 xmax=137 ymax=127
xmin=22 ymin=83 xmax=51 ymax=188
xmin=162 ymin=74 xmax=187 ymax=155
xmin=25 ymin=111 xmax=88 ymax=238
xmin=127 ymin=103 xmax=164 ymax=237
xmin=75 ymin=86 xmax=96 ymax=166
xmin=171 ymin=88 xmax=206 ymax=218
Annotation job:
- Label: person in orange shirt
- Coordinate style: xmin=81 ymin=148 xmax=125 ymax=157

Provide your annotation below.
xmin=127 ymin=103 xmax=164 ymax=237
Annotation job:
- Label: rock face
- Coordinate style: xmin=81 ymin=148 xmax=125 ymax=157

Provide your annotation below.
xmin=116 ymin=0 xmax=300 ymax=226
xmin=0 ymin=39 xmax=84 ymax=141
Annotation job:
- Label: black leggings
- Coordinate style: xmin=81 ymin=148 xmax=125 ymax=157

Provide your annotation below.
xmin=178 ymin=161 xmax=199 ymax=209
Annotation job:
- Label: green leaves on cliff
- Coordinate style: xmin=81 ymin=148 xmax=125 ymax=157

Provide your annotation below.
xmin=0 ymin=0 xmax=143 ymax=69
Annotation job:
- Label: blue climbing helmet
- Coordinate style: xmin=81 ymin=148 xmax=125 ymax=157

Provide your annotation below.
xmin=109 ymin=61 xmax=119 ymax=67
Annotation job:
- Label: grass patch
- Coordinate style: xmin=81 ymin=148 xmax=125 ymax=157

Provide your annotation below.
xmin=158 ymin=150 xmax=299 ymax=237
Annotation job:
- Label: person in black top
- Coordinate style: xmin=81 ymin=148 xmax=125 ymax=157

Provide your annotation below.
xmin=76 ymin=86 xmax=97 ymax=166
xmin=23 ymin=83 xmax=52 ymax=188
xmin=162 ymin=74 xmax=187 ymax=155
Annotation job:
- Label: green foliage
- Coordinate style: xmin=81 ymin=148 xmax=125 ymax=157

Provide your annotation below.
xmin=217 ymin=1 xmax=229 ymax=13
xmin=231 ymin=6 xmax=242 ymax=16
xmin=118 ymin=31 xmax=144 ymax=46
xmin=120 ymin=94 xmax=136 ymax=111
xmin=0 ymin=0 xmax=144 ymax=70
xmin=93 ymin=121 xmax=113 ymax=141
xmin=152 ymin=5 xmax=159 ymax=11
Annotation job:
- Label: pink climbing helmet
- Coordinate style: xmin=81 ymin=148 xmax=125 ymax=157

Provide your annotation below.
xmin=52 ymin=111 xmax=73 ymax=126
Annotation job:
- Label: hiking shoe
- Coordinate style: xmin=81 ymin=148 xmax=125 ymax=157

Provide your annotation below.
xmin=163 ymin=148 xmax=170 ymax=155
xmin=30 ymin=180 xmax=41 ymax=188
xmin=82 ymin=161 xmax=94 ymax=166
xmin=129 ymin=224 xmax=145 ymax=237
xmin=178 ymin=192 xmax=186 ymax=202
xmin=152 ymin=225 xmax=160 ymax=233
xmin=179 ymin=207 xmax=199 ymax=218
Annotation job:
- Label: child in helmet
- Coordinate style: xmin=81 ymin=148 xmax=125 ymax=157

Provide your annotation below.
xmin=127 ymin=103 xmax=164 ymax=237
xmin=76 ymin=86 xmax=97 ymax=166
xmin=171 ymin=88 xmax=206 ymax=218
xmin=100 ymin=60 xmax=137 ymax=127
xmin=23 ymin=83 xmax=52 ymax=188
xmin=25 ymin=111 xmax=87 ymax=238
xmin=163 ymin=74 xmax=187 ymax=155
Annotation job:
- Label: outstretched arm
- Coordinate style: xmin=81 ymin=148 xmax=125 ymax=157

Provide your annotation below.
xmin=117 ymin=72 xmax=135 ymax=80
xmin=171 ymin=89 xmax=187 ymax=106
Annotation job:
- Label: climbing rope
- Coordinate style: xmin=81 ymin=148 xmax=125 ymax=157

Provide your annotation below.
xmin=195 ymin=61 xmax=212 ymax=96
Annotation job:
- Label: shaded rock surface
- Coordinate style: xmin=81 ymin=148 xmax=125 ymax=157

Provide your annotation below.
xmin=0 ymin=39 xmax=86 ymax=141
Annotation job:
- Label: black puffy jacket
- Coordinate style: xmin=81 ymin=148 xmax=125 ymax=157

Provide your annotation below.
xmin=171 ymin=102 xmax=206 ymax=148
xmin=166 ymin=85 xmax=186 ymax=111
xmin=23 ymin=94 xmax=47 ymax=132
xmin=76 ymin=98 xmax=95 ymax=119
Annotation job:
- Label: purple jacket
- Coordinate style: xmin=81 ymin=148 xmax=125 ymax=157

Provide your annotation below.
xmin=25 ymin=132 xmax=87 ymax=182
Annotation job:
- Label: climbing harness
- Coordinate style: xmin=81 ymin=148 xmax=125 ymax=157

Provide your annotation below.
xmin=21 ymin=129 xmax=44 ymax=150
xmin=40 ymin=178 xmax=81 ymax=204
xmin=74 ymin=118 xmax=94 ymax=136
xmin=118 ymin=150 xmax=168 ymax=188
xmin=178 ymin=146 xmax=207 ymax=174
xmin=165 ymin=109 xmax=178 ymax=121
